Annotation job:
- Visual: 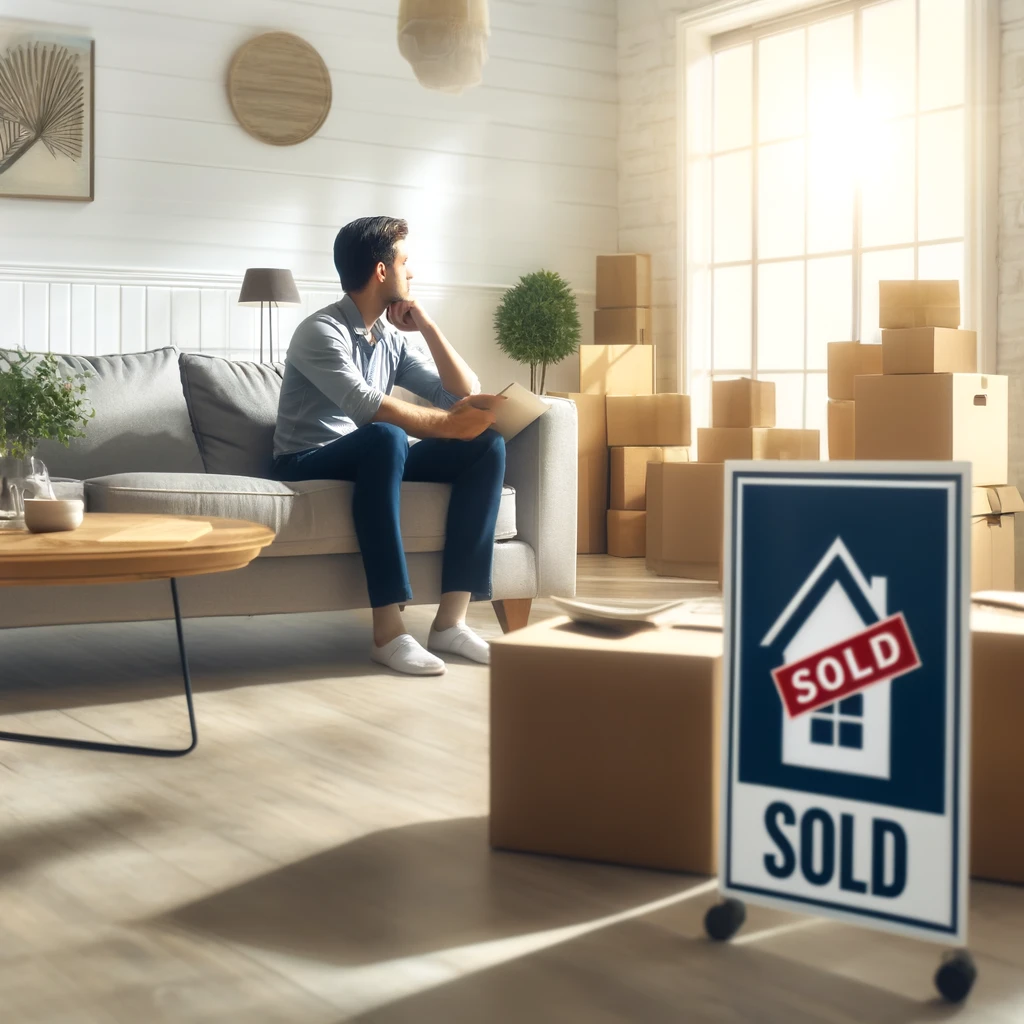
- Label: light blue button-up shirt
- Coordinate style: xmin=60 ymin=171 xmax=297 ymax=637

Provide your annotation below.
xmin=273 ymin=295 xmax=476 ymax=458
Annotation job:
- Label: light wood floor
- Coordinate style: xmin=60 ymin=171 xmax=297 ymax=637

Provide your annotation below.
xmin=0 ymin=556 xmax=1021 ymax=1023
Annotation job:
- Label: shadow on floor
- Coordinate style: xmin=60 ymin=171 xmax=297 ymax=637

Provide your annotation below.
xmin=159 ymin=816 xmax=702 ymax=967
xmin=0 ymin=609 xmax=468 ymax=714
xmin=336 ymin=915 xmax=958 ymax=1024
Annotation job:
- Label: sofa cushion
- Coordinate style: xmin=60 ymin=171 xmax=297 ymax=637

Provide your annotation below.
xmin=179 ymin=354 xmax=284 ymax=478
xmin=50 ymin=477 xmax=85 ymax=502
xmin=85 ymin=473 xmax=517 ymax=557
xmin=0 ymin=346 xmax=203 ymax=480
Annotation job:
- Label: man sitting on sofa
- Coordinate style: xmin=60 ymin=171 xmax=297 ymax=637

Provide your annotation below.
xmin=272 ymin=216 xmax=504 ymax=677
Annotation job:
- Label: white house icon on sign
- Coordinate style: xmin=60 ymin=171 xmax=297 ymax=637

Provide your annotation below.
xmin=761 ymin=538 xmax=892 ymax=780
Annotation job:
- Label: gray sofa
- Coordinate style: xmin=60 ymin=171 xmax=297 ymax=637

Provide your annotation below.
xmin=0 ymin=347 xmax=578 ymax=630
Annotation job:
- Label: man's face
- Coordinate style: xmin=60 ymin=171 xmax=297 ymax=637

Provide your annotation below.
xmin=385 ymin=238 xmax=414 ymax=302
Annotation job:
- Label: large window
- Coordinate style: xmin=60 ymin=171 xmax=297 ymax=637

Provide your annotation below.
xmin=692 ymin=0 xmax=967 ymax=440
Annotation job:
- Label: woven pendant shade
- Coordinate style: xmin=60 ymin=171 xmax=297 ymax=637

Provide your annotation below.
xmin=397 ymin=0 xmax=490 ymax=95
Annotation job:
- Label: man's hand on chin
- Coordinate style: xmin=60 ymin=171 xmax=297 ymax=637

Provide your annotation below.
xmin=387 ymin=300 xmax=430 ymax=332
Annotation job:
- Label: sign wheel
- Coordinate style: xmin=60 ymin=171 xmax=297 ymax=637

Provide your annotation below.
xmin=934 ymin=949 xmax=976 ymax=1003
xmin=703 ymin=898 xmax=746 ymax=942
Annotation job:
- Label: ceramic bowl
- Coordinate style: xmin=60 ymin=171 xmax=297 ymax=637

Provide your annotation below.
xmin=23 ymin=498 xmax=85 ymax=534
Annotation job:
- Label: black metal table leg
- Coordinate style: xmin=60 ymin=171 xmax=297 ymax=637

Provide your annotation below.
xmin=0 ymin=578 xmax=198 ymax=757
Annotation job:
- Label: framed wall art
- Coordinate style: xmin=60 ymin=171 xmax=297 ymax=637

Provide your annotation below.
xmin=0 ymin=21 xmax=94 ymax=202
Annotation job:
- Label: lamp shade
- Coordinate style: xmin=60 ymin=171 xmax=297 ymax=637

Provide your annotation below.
xmin=238 ymin=268 xmax=301 ymax=306
xmin=397 ymin=0 xmax=490 ymax=95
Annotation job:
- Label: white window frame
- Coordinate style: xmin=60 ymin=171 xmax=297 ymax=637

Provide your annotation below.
xmin=676 ymin=0 xmax=999 ymax=399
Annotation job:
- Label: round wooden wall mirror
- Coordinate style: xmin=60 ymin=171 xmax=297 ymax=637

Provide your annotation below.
xmin=227 ymin=32 xmax=332 ymax=146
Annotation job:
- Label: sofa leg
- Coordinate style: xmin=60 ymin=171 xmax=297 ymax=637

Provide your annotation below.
xmin=493 ymin=599 xmax=532 ymax=633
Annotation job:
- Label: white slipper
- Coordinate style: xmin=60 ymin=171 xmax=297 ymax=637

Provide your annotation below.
xmin=428 ymin=623 xmax=490 ymax=665
xmin=371 ymin=634 xmax=446 ymax=676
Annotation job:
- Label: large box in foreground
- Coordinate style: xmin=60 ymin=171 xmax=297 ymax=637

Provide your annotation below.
xmin=854 ymin=373 xmax=1009 ymax=485
xmin=970 ymin=597 xmax=1024 ymax=883
xmin=490 ymin=616 xmax=722 ymax=874
xmin=972 ymin=486 xmax=1024 ymax=592
xmin=646 ymin=461 xmax=724 ymax=582
xmin=579 ymin=344 xmax=654 ymax=396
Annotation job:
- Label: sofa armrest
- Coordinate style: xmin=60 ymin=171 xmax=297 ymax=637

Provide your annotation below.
xmin=503 ymin=396 xmax=577 ymax=598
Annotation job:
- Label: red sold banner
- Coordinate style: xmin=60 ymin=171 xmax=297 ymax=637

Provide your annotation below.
xmin=772 ymin=613 xmax=922 ymax=719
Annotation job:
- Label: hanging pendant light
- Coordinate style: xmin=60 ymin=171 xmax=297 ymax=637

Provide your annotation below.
xmin=397 ymin=0 xmax=490 ymax=95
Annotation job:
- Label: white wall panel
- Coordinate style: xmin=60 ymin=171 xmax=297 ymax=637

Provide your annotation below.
xmin=0 ymin=0 xmax=614 ymax=382
xmin=70 ymin=284 xmax=96 ymax=355
xmin=94 ymin=286 xmax=121 ymax=354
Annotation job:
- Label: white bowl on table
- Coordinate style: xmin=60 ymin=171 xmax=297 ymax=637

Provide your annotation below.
xmin=23 ymin=498 xmax=85 ymax=533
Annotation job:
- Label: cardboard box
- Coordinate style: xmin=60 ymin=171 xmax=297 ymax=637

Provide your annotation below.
xmin=697 ymin=427 xmax=820 ymax=463
xmin=578 ymin=344 xmax=654 ymax=396
xmin=970 ymin=595 xmax=1024 ymax=883
xmin=879 ymin=280 xmax=960 ymax=329
xmin=594 ymin=307 xmax=650 ymax=346
xmin=546 ymin=392 xmax=607 ymax=454
xmin=711 ymin=377 xmax=776 ymax=428
xmin=577 ymin=452 xmax=608 ymax=554
xmin=490 ymin=615 xmax=722 ymax=874
xmin=606 ymin=394 xmax=691 ymax=447
xmin=881 ymin=328 xmax=977 ymax=374
xmin=972 ymin=486 xmax=1024 ymax=592
xmin=854 ymin=373 xmax=1009 ymax=486
xmin=828 ymin=342 xmax=883 ymax=400
xmin=610 ymin=446 xmax=690 ymax=510
xmin=828 ymin=400 xmax=855 ymax=460
xmin=596 ymin=253 xmax=652 ymax=309
xmin=607 ymin=510 xmax=646 ymax=557
xmin=646 ymin=461 xmax=724 ymax=583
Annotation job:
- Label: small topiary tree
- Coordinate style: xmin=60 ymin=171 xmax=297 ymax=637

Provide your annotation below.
xmin=493 ymin=270 xmax=581 ymax=394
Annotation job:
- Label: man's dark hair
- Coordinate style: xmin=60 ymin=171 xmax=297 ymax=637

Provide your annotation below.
xmin=333 ymin=216 xmax=409 ymax=293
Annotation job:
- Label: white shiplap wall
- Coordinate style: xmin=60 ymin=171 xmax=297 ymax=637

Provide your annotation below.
xmin=0 ymin=0 xmax=616 ymax=394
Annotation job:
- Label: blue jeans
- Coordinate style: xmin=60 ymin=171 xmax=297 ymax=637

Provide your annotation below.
xmin=273 ymin=424 xmax=506 ymax=609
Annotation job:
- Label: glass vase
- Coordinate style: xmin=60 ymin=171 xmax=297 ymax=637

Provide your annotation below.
xmin=0 ymin=456 xmax=55 ymax=528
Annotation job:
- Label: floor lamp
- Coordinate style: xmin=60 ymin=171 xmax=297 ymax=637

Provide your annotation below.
xmin=238 ymin=268 xmax=302 ymax=363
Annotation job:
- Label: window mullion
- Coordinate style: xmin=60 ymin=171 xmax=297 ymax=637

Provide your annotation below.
xmin=802 ymin=26 xmax=810 ymax=428
xmin=752 ymin=40 xmax=760 ymax=379
xmin=914 ymin=0 xmax=921 ymax=279
xmin=853 ymin=5 xmax=863 ymax=342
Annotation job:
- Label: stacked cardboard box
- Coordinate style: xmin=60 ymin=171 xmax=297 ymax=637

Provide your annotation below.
xmin=606 ymin=394 xmax=691 ymax=557
xmin=549 ymin=330 xmax=655 ymax=554
xmin=826 ymin=342 xmax=882 ymax=459
xmin=593 ymin=254 xmax=651 ymax=345
xmin=645 ymin=378 xmax=819 ymax=584
xmin=855 ymin=281 xmax=1019 ymax=589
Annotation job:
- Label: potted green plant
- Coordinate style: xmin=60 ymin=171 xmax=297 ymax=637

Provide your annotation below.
xmin=0 ymin=350 xmax=94 ymax=525
xmin=493 ymin=270 xmax=581 ymax=394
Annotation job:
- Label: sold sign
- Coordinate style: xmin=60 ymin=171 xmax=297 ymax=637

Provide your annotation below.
xmin=772 ymin=614 xmax=922 ymax=719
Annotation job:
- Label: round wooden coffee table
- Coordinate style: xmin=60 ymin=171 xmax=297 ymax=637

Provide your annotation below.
xmin=0 ymin=513 xmax=275 ymax=758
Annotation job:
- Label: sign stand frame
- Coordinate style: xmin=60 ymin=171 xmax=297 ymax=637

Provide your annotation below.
xmin=706 ymin=460 xmax=976 ymax=1005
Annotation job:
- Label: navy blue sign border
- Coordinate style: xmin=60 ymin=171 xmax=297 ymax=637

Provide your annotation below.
xmin=724 ymin=467 xmax=965 ymax=937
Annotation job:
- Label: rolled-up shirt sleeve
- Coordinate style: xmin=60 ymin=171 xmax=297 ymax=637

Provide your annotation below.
xmin=289 ymin=316 xmax=385 ymax=426
xmin=395 ymin=335 xmax=480 ymax=410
